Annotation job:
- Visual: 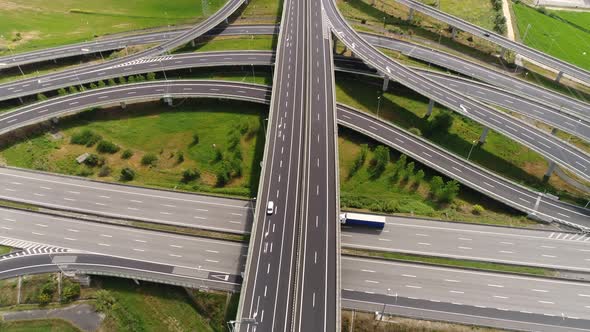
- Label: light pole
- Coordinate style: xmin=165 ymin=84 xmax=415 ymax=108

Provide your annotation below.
xmin=1 ymin=35 xmax=26 ymax=78
xmin=522 ymin=23 xmax=532 ymax=43
xmin=380 ymin=288 xmax=392 ymax=321
xmin=467 ymin=139 xmax=477 ymax=160
xmin=377 ymin=95 xmax=382 ymax=118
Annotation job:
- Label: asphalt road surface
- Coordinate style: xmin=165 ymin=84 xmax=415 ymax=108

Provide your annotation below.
xmin=236 ymin=0 xmax=307 ymax=328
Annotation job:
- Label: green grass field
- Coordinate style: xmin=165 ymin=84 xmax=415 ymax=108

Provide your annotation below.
xmin=0 ymin=319 xmax=81 ymax=332
xmin=192 ymin=35 xmax=275 ymax=52
xmin=550 ymin=9 xmax=590 ymax=31
xmin=95 ymin=277 xmax=233 ymax=332
xmin=0 ymin=245 xmax=10 ymax=255
xmin=0 ymin=0 xmax=225 ymax=54
xmin=420 ymin=0 xmax=497 ymax=31
xmin=0 ymin=99 xmax=266 ymax=198
xmin=513 ymin=3 xmax=590 ymax=71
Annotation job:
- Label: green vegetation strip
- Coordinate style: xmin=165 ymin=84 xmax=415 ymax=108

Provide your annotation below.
xmin=343 ymin=248 xmax=556 ymax=277
xmin=130 ymin=220 xmax=247 ymax=243
xmin=0 ymin=245 xmax=11 ymax=255
xmin=0 ymin=199 xmax=39 ymax=212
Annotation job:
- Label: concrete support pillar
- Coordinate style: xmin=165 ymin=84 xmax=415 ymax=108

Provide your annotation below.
xmin=17 ymin=276 xmax=22 ymax=305
xmin=191 ymin=39 xmax=195 ymax=47
xmin=408 ymin=8 xmax=415 ymax=22
xmin=479 ymin=126 xmax=490 ymax=144
xmin=544 ymin=161 xmax=557 ymax=180
xmin=18 ymin=97 xmax=23 ymax=104
xmin=58 ymin=272 xmax=62 ymax=302
xmin=451 ymin=27 xmax=458 ymax=39
xmin=120 ymin=101 xmax=126 ymax=109
xmin=164 ymin=96 xmax=173 ymax=106
xmin=225 ymin=18 xmax=229 ymax=24
xmin=426 ymin=99 xmax=435 ymax=117
xmin=500 ymin=48 xmax=506 ymax=60
xmin=382 ymin=76 xmax=389 ymax=91
xmin=53 ymin=59 xmax=57 ymax=64
xmin=551 ymin=128 xmax=558 ymax=135
xmin=555 ymin=71 xmax=564 ymax=83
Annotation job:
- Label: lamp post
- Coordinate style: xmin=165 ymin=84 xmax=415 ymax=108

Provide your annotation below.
xmin=467 ymin=139 xmax=477 ymax=161
xmin=377 ymin=95 xmax=382 ymax=118
xmin=380 ymin=288 xmax=392 ymax=321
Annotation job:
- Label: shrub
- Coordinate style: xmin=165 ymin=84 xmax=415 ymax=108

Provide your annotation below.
xmin=120 ymin=167 xmax=135 ymax=181
xmin=349 ymin=144 xmax=368 ymax=178
xmin=37 ymin=93 xmax=47 ymax=101
xmin=70 ymin=129 xmax=101 ymax=146
xmin=84 ymin=154 xmax=104 ymax=167
xmin=177 ymin=151 xmax=184 ymax=164
xmin=182 ymin=168 xmax=200 ymax=183
xmin=192 ymin=133 xmax=199 ymax=145
xmin=96 ymin=140 xmax=120 ymax=154
xmin=61 ymin=282 xmax=80 ymax=303
xmin=141 ymin=153 xmax=158 ymax=166
xmin=37 ymin=292 xmax=51 ymax=305
xmin=212 ymin=147 xmax=223 ymax=163
xmin=98 ymin=165 xmax=111 ymax=177
xmin=108 ymin=78 xmax=117 ymax=86
xmin=216 ymin=167 xmax=230 ymax=186
xmin=97 ymin=80 xmax=106 ymax=88
xmin=57 ymin=88 xmax=67 ymax=96
xmin=472 ymin=204 xmax=485 ymax=215
xmin=89 ymin=82 xmax=98 ymax=89
xmin=127 ymin=75 xmax=136 ymax=83
xmin=404 ymin=161 xmax=415 ymax=180
xmin=430 ymin=176 xmax=444 ymax=196
xmin=94 ymin=290 xmax=116 ymax=312
xmin=408 ymin=127 xmax=422 ymax=136
xmin=414 ymin=169 xmax=425 ymax=183
xmin=368 ymin=145 xmax=390 ymax=177
xmin=437 ymin=180 xmax=460 ymax=202
xmin=68 ymin=86 xmax=78 ymax=94
xmin=135 ymin=74 xmax=145 ymax=82
xmin=118 ymin=76 xmax=127 ymax=85
xmin=146 ymin=72 xmax=156 ymax=81
xmin=121 ymin=149 xmax=133 ymax=159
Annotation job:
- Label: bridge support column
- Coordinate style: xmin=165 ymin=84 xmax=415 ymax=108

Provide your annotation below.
xmin=17 ymin=97 xmax=23 ymax=104
xmin=426 ymin=99 xmax=435 ymax=117
xmin=382 ymin=77 xmax=389 ymax=91
xmin=53 ymin=59 xmax=57 ymax=64
xmin=120 ymin=101 xmax=126 ymax=109
xmin=191 ymin=39 xmax=195 ymax=47
xmin=17 ymin=276 xmax=22 ymax=305
xmin=164 ymin=96 xmax=173 ymax=106
xmin=58 ymin=272 xmax=62 ymax=302
xmin=544 ymin=161 xmax=557 ymax=180
xmin=408 ymin=8 xmax=415 ymax=22
xmin=479 ymin=127 xmax=489 ymax=144
xmin=500 ymin=48 xmax=506 ymax=60
xmin=555 ymin=71 xmax=564 ymax=83
xmin=225 ymin=18 xmax=229 ymax=24
xmin=451 ymin=27 xmax=458 ymax=39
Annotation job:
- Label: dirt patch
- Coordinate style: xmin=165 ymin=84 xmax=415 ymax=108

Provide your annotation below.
xmin=0 ymin=30 xmax=41 ymax=49
xmin=0 ymin=1 xmax=41 ymax=11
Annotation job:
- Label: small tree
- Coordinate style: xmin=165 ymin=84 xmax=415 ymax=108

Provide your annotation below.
xmin=181 ymin=168 xmax=200 ymax=183
xmin=61 ymin=282 xmax=81 ymax=303
xmin=135 ymin=74 xmax=145 ymax=82
xmin=404 ymin=161 xmax=415 ymax=181
xmin=141 ymin=153 xmax=158 ymax=166
xmin=438 ymin=180 xmax=460 ymax=202
xmin=414 ymin=169 xmax=425 ymax=183
xmin=118 ymin=76 xmax=127 ymax=85
xmin=146 ymin=72 xmax=156 ymax=81
xmin=177 ymin=151 xmax=184 ymax=164
xmin=368 ymin=145 xmax=390 ymax=177
xmin=57 ymin=88 xmax=67 ymax=96
xmin=98 ymin=165 xmax=111 ymax=177
xmin=127 ymin=75 xmax=136 ymax=84
xmin=430 ymin=176 xmax=444 ymax=196
xmin=121 ymin=149 xmax=133 ymax=159
xmin=89 ymin=82 xmax=98 ymax=89
xmin=36 ymin=93 xmax=48 ymax=101
xmin=472 ymin=204 xmax=485 ymax=215
xmin=68 ymin=86 xmax=78 ymax=94
xmin=192 ymin=133 xmax=200 ymax=145
xmin=96 ymin=140 xmax=120 ymax=154
xmin=120 ymin=167 xmax=135 ymax=181
xmin=425 ymin=111 xmax=453 ymax=136
xmin=97 ymin=80 xmax=106 ymax=88
xmin=108 ymin=78 xmax=117 ymax=86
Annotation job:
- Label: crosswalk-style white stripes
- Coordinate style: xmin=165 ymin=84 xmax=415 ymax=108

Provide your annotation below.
xmin=111 ymin=55 xmax=174 ymax=69
xmin=0 ymin=238 xmax=68 ymax=260
xmin=547 ymin=232 xmax=590 ymax=242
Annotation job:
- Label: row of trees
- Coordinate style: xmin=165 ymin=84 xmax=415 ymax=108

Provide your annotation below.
xmin=491 ymin=0 xmax=507 ymax=34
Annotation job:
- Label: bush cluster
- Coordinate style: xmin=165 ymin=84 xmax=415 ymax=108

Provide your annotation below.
xmin=71 ymin=129 xmax=102 ymax=147
xmin=96 ymin=140 xmax=120 ymax=154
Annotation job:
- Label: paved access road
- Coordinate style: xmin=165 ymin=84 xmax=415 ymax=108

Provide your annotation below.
xmin=1 ymin=80 xmax=589 ymax=230
xmin=324 ymin=0 xmax=590 ymax=182
xmin=0 ymin=167 xmax=254 ymax=234
xmin=394 ymin=0 xmax=590 ymax=84
xmin=343 ymin=216 xmax=590 ymax=272
xmin=236 ymin=0 xmax=307 ymax=328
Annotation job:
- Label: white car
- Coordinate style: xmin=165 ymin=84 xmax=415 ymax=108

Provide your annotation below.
xmin=267 ymin=201 xmax=274 ymax=215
